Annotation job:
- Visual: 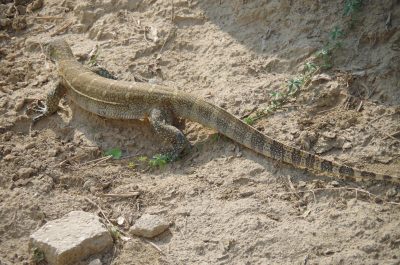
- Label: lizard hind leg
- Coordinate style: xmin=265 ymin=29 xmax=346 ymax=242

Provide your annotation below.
xmin=149 ymin=108 xmax=189 ymax=161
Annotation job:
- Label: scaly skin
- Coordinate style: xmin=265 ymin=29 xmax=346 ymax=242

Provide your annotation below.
xmin=36 ymin=38 xmax=399 ymax=184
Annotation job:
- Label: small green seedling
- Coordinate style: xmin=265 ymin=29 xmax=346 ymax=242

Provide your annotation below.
xmin=104 ymin=148 xmax=122 ymax=159
xmin=330 ymin=26 xmax=344 ymax=41
xmin=316 ymin=47 xmax=333 ymax=69
xmin=344 ymin=0 xmax=363 ymax=16
xmin=32 ymin=247 xmax=45 ymax=264
xmin=244 ymin=116 xmax=255 ymax=125
xmin=149 ymin=154 xmax=171 ymax=167
xmin=127 ymin=161 xmax=136 ymax=169
xmin=137 ymin=156 xmax=148 ymax=162
xmin=304 ymin=62 xmax=317 ymax=73
xmin=109 ymin=226 xmax=121 ymax=242
xmin=287 ymin=78 xmax=302 ymax=95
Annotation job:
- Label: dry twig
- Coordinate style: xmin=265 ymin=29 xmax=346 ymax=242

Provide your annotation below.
xmin=100 ymin=192 xmax=140 ymax=199
xmin=143 ymin=238 xmax=165 ymax=255
xmin=50 ymin=20 xmax=73 ymax=37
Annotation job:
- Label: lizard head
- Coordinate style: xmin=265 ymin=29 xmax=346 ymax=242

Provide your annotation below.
xmin=43 ymin=38 xmax=74 ymax=62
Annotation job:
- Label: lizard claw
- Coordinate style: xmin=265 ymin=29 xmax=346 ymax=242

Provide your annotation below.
xmin=31 ymin=100 xmax=50 ymax=124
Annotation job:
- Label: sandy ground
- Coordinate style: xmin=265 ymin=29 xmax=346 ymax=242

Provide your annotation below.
xmin=1 ymin=0 xmax=400 ymax=264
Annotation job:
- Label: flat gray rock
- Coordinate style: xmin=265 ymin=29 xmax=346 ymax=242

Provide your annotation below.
xmin=29 ymin=211 xmax=113 ymax=265
xmin=129 ymin=214 xmax=169 ymax=238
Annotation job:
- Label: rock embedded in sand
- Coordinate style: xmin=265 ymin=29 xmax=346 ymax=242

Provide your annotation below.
xmin=129 ymin=214 xmax=169 ymax=238
xmin=29 ymin=211 xmax=113 ymax=265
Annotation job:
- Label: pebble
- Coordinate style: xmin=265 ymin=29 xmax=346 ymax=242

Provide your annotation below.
xmin=23 ymin=142 xmax=35 ymax=150
xmin=360 ymin=242 xmax=380 ymax=254
xmin=17 ymin=167 xmax=35 ymax=179
xmin=129 ymin=214 xmax=169 ymax=238
xmin=342 ymin=142 xmax=352 ymax=149
xmin=88 ymin=258 xmax=102 ymax=265
xmin=3 ymin=154 xmax=15 ymax=161
xmin=298 ymin=181 xmax=307 ymax=188
xmin=330 ymin=180 xmax=340 ymax=187
xmin=386 ymin=188 xmax=397 ymax=198
xmin=83 ymin=179 xmax=95 ymax=191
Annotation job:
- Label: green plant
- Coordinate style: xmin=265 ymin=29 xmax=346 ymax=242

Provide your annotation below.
xmin=32 ymin=248 xmax=45 ymax=264
xmin=148 ymin=154 xmax=171 ymax=167
xmin=287 ymin=78 xmax=302 ymax=95
xmin=330 ymin=26 xmax=344 ymax=41
xmin=270 ymin=91 xmax=284 ymax=108
xmin=88 ymin=49 xmax=100 ymax=66
xmin=127 ymin=161 xmax=136 ymax=169
xmin=137 ymin=156 xmax=148 ymax=162
xmin=242 ymin=1 xmax=366 ymax=125
xmin=304 ymin=62 xmax=317 ymax=73
xmin=343 ymin=0 xmax=363 ymax=16
xmin=244 ymin=116 xmax=255 ymax=125
xmin=104 ymin=148 xmax=122 ymax=159
xmin=109 ymin=226 xmax=121 ymax=241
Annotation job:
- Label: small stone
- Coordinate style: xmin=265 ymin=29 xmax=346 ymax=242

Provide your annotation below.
xmin=29 ymin=211 xmax=113 ymax=265
xmin=3 ymin=154 xmax=15 ymax=161
xmin=360 ymin=242 xmax=380 ymax=254
xmin=342 ymin=142 xmax=352 ymax=149
xmin=239 ymin=191 xmax=254 ymax=197
xmin=330 ymin=180 xmax=340 ymax=187
xmin=17 ymin=167 xmax=35 ymax=179
xmin=311 ymin=73 xmax=332 ymax=83
xmin=48 ymin=149 xmax=58 ymax=157
xmin=26 ymin=0 xmax=44 ymax=12
xmin=83 ymin=180 xmax=95 ymax=191
xmin=24 ymin=142 xmax=35 ymax=150
xmin=298 ymin=181 xmax=307 ymax=188
xmin=88 ymin=258 xmax=102 ymax=265
xmin=129 ymin=214 xmax=169 ymax=238
xmin=321 ymin=131 xmax=336 ymax=139
xmin=117 ymin=216 xmax=125 ymax=226
xmin=386 ymin=188 xmax=397 ymax=198
xmin=15 ymin=98 xmax=25 ymax=111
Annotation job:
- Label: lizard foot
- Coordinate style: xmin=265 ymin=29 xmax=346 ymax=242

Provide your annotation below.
xmin=32 ymin=100 xmax=50 ymax=123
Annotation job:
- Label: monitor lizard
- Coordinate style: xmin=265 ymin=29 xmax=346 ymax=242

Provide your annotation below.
xmin=33 ymin=38 xmax=399 ymax=184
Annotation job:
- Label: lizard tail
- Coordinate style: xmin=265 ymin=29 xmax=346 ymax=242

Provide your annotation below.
xmin=175 ymin=94 xmax=400 ymax=184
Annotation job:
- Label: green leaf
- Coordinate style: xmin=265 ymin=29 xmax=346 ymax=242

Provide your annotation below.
xmin=137 ymin=156 xmax=148 ymax=162
xmin=244 ymin=116 xmax=255 ymax=125
xmin=288 ymin=78 xmax=301 ymax=90
xmin=330 ymin=26 xmax=344 ymax=41
xmin=304 ymin=62 xmax=317 ymax=73
xmin=149 ymin=154 xmax=171 ymax=167
xmin=32 ymin=248 xmax=45 ymax=263
xmin=344 ymin=0 xmax=362 ymax=16
xmin=270 ymin=91 xmax=283 ymax=100
xmin=104 ymin=148 xmax=122 ymax=159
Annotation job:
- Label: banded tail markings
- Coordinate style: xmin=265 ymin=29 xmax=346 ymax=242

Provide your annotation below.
xmin=270 ymin=140 xmax=285 ymax=160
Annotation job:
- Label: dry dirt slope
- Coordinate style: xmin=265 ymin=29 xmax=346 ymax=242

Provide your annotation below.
xmin=0 ymin=0 xmax=400 ymax=264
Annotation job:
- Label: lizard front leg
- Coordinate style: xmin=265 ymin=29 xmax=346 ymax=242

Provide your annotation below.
xmin=89 ymin=65 xmax=117 ymax=80
xmin=33 ymin=80 xmax=66 ymax=123
xmin=149 ymin=108 xmax=189 ymax=161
